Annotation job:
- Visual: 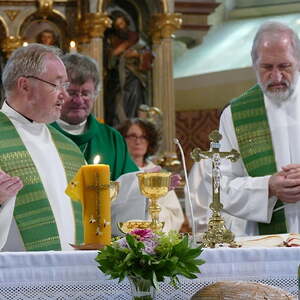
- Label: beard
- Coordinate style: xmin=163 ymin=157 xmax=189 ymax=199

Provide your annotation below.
xmin=257 ymin=71 xmax=299 ymax=102
xmin=114 ymin=28 xmax=129 ymax=40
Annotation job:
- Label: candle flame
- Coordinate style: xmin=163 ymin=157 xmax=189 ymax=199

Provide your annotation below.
xmin=70 ymin=40 xmax=76 ymax=48
xmin=93 ymin=155 xmax=101 ymax=164
xmin=23 ymin=42 xmax=28 ymax=47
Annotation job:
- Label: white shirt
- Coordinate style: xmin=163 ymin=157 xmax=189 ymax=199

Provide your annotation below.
xmin=188 ymin=82 xmax=300 ymax=236
xmin=0 ymin=103 xmax=75 ymax=251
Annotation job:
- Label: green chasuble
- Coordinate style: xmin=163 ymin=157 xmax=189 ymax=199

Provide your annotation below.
xmin=0 ymin=113 xmax=85 ymax=251
xmin=51 ymin=115 xmax=138 ymax=181
xmin=230 ymin=84 xmax=287 ymax=234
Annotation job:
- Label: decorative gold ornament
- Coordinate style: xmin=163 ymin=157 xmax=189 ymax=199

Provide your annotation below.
xmin=75 ymin=12 xmax=111 ymax=45
xmin=87 ymin=12 xmax=112 ymax=39
xmin=75 ymin=17 xmax=91 ymax=45
xmin=4 ymin=10 xmax=20 ymax=22
xmin=2 ymin=36 xmax=23 ymax=58
xmin=150 ymin=13 xmax=182 ymax=43
xmin=191 ymin=130 xmax=240 ymax=248
xmin=37 ymin=0 xmax=54 ymax=19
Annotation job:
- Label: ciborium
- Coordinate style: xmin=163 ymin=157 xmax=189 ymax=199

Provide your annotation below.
xmin=137 ymin=172 xmax=171 ymax=231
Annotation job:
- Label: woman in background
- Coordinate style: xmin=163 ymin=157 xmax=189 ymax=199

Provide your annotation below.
xmin=117 ymin=118 xmax=184 ymax=232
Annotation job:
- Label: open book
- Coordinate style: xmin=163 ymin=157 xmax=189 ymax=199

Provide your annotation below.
xmin=236 ymin=233 xmax=300 ymax=248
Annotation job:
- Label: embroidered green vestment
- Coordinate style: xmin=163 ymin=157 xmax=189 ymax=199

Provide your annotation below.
xmin=0 ymin=113 xmax=84 ymax=250
xmin=231 ymin=85 xmax=287 ymax=234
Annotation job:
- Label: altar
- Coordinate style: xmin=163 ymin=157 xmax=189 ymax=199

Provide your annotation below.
xmin=0 ymin=247 xmax=298 ymax=299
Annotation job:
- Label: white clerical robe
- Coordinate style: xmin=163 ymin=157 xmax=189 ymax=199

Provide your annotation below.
xmin=188 ymin=83 xmax=300 ymax=236
xmin=58 ymin=121 xmax=184 ymax=234
xmin=0 ymin=102 xmax=75 ymax=251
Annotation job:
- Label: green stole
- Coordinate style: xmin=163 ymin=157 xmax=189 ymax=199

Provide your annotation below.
xmin=0 ymin=112 xmax=84 ymax=250
xmin=231 ymin=85 xmax=287 ymax=234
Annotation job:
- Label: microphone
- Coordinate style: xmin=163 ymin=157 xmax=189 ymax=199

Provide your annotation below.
xmin=173 ymin=138 xmax=196 ymax=245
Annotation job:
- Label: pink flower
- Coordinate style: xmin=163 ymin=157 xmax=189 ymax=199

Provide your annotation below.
xmin=130 ymin=229 xmax=155 ymax=241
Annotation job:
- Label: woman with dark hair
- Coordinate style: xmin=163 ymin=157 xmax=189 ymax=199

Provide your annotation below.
xmin=117 ymin=118 xmax=184 ymax=231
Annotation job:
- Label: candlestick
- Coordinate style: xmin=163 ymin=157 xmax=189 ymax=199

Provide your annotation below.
xmin=81 ymin=164 xmax=111 ymax=245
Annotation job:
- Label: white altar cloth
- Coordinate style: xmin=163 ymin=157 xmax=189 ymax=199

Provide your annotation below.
xmin=0 ymin=247 xmax=298 ymax=299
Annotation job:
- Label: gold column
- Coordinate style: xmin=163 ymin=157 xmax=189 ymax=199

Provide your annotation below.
xmin=76 ymin=13 xmax=111 ymax=120
xmin=76 ymin=16 xmax=91 ymax=56
xmin=150 ymin=13 xmax=182 ymax=152
xmin=2 ymin=36 xmax=23 ymax=58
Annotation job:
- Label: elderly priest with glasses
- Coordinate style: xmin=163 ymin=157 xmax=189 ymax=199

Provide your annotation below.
xmin=0 ymin=43 xmax=87 ymax=251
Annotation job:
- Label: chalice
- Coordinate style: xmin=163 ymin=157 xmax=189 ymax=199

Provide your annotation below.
xmin=137 ymin=172 xmax=171 ymax=231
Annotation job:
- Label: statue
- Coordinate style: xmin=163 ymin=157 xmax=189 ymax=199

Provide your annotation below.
xmin=104 ymin=10 xmax=153 ymax=127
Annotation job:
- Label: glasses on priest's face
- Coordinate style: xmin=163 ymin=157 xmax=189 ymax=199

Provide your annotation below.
xmin=125 ymin=134 xmax=148 ymax=143
xmin=25 ymin=75 xmax=70 ymax=92
xmin=67 ymin=89 xmax=95 ymax=100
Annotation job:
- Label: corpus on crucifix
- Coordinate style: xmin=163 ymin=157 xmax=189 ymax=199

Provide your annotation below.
xmin=191 ymin=130 xmax=240 ymax=248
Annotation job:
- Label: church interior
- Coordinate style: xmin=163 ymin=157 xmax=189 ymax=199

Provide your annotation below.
xmin=0 ymin=1 xmax=299 ymax=299
xmin=1 ymin=0 xmax=299 ymax=169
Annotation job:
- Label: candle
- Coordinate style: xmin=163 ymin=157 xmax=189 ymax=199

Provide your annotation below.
xmin=69 ymin=40 xmax=77 ymax=53
xmin=81 ymin=163 xmax=111 ymax=245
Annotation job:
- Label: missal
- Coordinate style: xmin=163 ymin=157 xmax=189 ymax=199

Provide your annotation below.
xmin=236 ymin=233 xmax=300 ymax=248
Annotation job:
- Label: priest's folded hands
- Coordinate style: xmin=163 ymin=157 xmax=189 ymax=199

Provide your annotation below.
xmin=0 ymin=171 xmax=23 ymax=205
xmin=269 ymin=164 xmax=300 ymax=203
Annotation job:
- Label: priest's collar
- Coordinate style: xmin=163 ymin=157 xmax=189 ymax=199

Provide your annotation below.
xmin=56 ymin=118 xmax=87 ymax=135
xmin=1 ymin=101 xmax=42 ymax=127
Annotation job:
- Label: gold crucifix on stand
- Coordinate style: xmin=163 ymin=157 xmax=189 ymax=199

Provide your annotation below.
xmin=191 ymin=130 xmax=240 ymax=248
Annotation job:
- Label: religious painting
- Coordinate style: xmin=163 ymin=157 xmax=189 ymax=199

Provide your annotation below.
xmin=103 ymin=0 xmax=153 ymax=127
xmin=21 ymin=19 xmax=64 ymax=50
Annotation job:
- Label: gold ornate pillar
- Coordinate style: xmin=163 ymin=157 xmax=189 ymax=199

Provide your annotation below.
xmin=76 ymin=16 xmax=91 ymax=56
xmin=2 ymin=36 xmax=23 ymax=58
xmin=150 ymin=13 xmax=182 ymax=152
xmin=76 ymin=12 xmax=111 ymax=120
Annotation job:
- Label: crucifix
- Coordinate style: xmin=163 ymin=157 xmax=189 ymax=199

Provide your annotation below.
xmin=191 ymin=130 xmax=240 ymax=248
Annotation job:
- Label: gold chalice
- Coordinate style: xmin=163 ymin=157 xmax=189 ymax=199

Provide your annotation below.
xmin=137 ymin=172 xmax=171 ymax=231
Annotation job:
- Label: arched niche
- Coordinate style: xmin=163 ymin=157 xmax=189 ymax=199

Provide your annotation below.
xmin=83 ymin=0 xmax=179 ymax=151
xmin=102 ymin=0 xmax=155 ymax=126
xmin=19 ymin=11 xmax=69 ymax=52
xmin=99 ymin=0 xmax=169 ymax=14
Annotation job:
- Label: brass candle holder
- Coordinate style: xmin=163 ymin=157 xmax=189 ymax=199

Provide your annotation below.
xmin=191 ymin=130 xmax=240 ymax=248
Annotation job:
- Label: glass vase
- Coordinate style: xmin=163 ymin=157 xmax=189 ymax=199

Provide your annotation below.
xmin=128 ymin=276 xmax=156 ymax=300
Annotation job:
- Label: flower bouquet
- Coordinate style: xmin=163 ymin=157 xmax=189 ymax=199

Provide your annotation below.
xmin=95 ymin=229 xmax=204 ymax=299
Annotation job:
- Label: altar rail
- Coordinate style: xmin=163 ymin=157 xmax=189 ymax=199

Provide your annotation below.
xmin=0 ymin=247 xmax=298 ymax=299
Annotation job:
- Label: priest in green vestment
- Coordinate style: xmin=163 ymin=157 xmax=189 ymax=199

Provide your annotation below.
xmin=51 ymin=54 xmax=138 ymax=181
xmin=0 ymin=44 xmax=85 ymax=251
xmin=188 ymin=21 xmax=300 ymax=236
xmin=51 ymin=53 xmax=185 ymax=235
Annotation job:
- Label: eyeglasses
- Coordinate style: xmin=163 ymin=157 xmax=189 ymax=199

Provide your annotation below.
xmin=25 ymin=75 xmax=70 ymax=92
xmin=125 ymin=134 xmax=148 ymax=142
xmin=67 ymin=89 xmax=95 ymax=99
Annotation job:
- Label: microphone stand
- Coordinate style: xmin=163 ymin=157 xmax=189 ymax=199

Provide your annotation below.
xmin=174 ymin=138 xmax=196 ymax=245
